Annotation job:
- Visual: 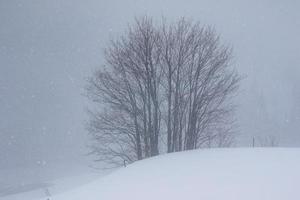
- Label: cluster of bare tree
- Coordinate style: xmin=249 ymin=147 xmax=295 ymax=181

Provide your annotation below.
xmin=86 ymin=17 xmax=240 ymax=167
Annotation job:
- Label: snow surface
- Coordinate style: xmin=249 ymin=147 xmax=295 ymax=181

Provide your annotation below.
xmin=0 ymin=163 xmax=106 ymax=200
xmin=43 ymin=148 xmax=300 ymax=200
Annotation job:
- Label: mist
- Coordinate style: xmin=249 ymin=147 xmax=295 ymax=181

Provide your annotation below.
xmin=0 ymin=0 xmax=299 ymax=196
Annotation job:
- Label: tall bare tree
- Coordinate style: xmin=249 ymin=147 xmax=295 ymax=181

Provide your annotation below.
xmin=86 ymin=16 xmax=240 ymax=167
xmin=86 ymin=17 xmax=163 ymax=167
xmin=159 ymin=19 xmax=239 ymax=152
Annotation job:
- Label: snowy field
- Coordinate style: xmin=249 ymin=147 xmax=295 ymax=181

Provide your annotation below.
xmin=0 ymin=162 xmax=107 ymax=200
xmin=31 ymin=148 xmax=300 ymax=200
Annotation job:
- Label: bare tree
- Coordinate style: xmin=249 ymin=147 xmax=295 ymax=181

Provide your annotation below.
xmin=86 ymin=17 xmax=163 ymax=167
xmin=159 ymin=19 xmax=239 ymax=152
xmin=86 ymin=16 xmax=240 ymax=167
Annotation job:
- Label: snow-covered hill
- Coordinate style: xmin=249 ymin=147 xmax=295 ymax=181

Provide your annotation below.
xmin=0 ymin=163 xmax=105 ymax=200
xmin=47 ymin=148 xmax=300 ymax=200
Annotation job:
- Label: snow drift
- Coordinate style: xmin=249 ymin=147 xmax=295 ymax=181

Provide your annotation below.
xmin=49 ymin=148 xmax=300 ymax=200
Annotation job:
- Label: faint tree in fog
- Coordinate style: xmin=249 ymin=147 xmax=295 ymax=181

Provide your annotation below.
xmin=86 ymin=16 xmax=240 ymax=167
xmin=258 ymin=135 xmax=279 ymax=147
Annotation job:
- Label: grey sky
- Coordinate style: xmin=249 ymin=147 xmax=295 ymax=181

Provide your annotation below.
xmin=0 ymin=0 xmax=300 ymax=168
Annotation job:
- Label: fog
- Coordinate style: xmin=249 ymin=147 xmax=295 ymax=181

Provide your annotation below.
xmin=0 ymin=0 xmax=299 ymax=182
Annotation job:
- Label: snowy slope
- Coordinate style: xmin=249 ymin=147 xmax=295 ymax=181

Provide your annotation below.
xmin=0 ymin=163 xmax=106 ymax=200
xmin=46 ymin=148 xmax=300 ymax=200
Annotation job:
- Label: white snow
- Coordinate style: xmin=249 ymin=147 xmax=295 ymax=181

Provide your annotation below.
xmin=45 ymin=148 xmax=300 ymax=200
xmin=0 ymin=163 xmax=106 ymax=200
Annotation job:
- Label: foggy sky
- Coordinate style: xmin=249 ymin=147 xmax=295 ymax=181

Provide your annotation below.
xmin=0 ymin=0 xmax=300 ymax=168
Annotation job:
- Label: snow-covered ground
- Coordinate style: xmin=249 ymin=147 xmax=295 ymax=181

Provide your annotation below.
xmin=0 ymin=162 xmax=108 ymax=200
xmin=43 ymin=148 xmax=300 ymax=200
